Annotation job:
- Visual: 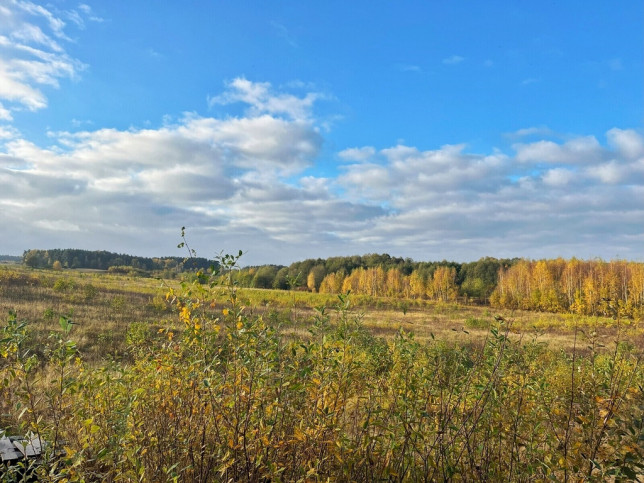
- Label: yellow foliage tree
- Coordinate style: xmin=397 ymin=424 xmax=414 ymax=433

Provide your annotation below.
xmin=409 ymin=271 xmax=425 ymax=299
xmin=319 ymin=272 xmax=345 ymax=294
xmin=430 ymin=266 xmax=457 ymax=302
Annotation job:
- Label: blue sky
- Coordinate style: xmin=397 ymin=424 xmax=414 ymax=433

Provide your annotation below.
xmin=0 ymin=1 xmax=642 ymax=265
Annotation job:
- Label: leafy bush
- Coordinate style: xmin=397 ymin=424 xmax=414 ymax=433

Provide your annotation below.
xmin=464 ymin=315 xmax=489 ymax=329
xmin=53 ymin=277 xmax=74 ymax=292
xmin=0 ymin=252 xmax=643 ymax=481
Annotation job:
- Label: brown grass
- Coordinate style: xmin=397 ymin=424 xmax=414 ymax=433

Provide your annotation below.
xmin=1 ymin=265 xmax=641 ymax=362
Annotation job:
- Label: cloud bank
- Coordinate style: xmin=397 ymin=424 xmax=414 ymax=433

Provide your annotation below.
xmin=1 ymin=77 xmax=642 ymax=264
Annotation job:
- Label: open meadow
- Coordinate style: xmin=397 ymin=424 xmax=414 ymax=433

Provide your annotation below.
xmin=2 ymin=1 xmax=643 ymax=480
xmin=1 ymin=263 xmax=643 ymax=481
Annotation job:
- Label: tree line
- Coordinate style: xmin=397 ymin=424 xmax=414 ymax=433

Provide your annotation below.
xmin=22 ymin=248 xmax=214 ymax=273
xmin=21 ymin=248 xmax=644 ymax=317
xmin=231 ymin=255 xmax=515 ymax=303
xmin=230 ymin=255 xmax=643 ymax=317
xmin=490 ymin=258 xmax=644 ymax=318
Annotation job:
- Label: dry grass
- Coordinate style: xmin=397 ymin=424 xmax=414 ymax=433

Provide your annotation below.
xmin=1 ymin=266 xmax=641 ymax=362
xmin=1 ymin=265 xmax=643 ymax=481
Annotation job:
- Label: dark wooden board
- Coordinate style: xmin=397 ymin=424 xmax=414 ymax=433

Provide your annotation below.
xmin=0 ymin=436 xmax=23 ymax=462
xmin=13 ymin=434 xmax=44 ymax=458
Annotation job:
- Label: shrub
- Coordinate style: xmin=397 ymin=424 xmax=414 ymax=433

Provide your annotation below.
xmin=0 ymin=252 xmax=642 ymax=481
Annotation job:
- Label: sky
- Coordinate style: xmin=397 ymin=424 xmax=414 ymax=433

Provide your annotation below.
xmin=0 ymin=1 xmax=642 ymax=266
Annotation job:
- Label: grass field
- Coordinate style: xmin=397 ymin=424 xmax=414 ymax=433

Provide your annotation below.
xmin=1 ymin=264 xmax=643 ymax=481
xmin=2 ymin=265 xmax=639 ymax=359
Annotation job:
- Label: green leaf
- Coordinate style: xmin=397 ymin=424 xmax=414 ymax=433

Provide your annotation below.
xmin=59 ymin=316 xmax=72 ymax=334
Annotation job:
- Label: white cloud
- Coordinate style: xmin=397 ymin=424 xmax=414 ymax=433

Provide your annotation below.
xmin=0 ymin=125 xmax=19 ymax=141
xmin=339 ymin=144 xmax=509 ymax=208
xmin=586 ymin=160 xmax=626 ymax=184
xmin=12 ymin=1 xmax=67 ymax=39
xmin=328 ymin=131 xmax=642 ymax=262
xmin=338 ymin=146 xmax=376 ymax=162
xmin=0 ymin=1 xmax=86 ymax=115
xmin=0 ymin=102 xmax=12 ymax=120
xmin=542 ymin=167 xmax=575 ymax=186
xmin=0 ymin=54 xmax=641 ymax=264
xmin=339 ymin=162 xmax=392 ymax=200
xmin=208 ymin=78 xmax=321 ymax=122
xmin=607 ymin=128 xmax=644 ymax=159
xmin=0 ymin=59 xmax=48 ymax=109
xmin=505 ymin=126 xmax=555 ymax=139
xmin=65 ymin=4 xmax=102 ymax=29
xmin=0 ymin=80 xmax=337 ymax=261
xmin=514 ymin=136 xmax=602 ymax=164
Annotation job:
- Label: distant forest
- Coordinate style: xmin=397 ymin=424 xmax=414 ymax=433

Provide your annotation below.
xmin=231 ymin=255 xmax=644 ymax=317
xmin=17 ymin=249 xmax=644 ymax=317
xmin=234 ymin=254 xmax=513 ymax=301
xmin=21 ymin=248 xmax=214 ymax=273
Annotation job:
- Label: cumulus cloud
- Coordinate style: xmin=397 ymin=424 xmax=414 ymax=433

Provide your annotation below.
xmin=2 ymin=108 xmax=321 ymax=203
xmin=542 ymin=167 xmax=575 ymax=187
xmin=207 ymin=77 xmax=321 ymax=122
xmin=2 ymin=119 xmax=643 ymax=263
xmin=330 ymin=131 xmax=643 ymax=261
xmin=1 ymin=79 xmax=378 ymax=262
xmin=607 ymin=128 xmax=644 ymax=159
xmin=338 ymin=146 xmax=376 ymax=162
xmin=0 ymin=125 xmax=19 ymax=139
xmin=586 ymin=160 xmax=626 ymax=184
xmin=514 ymin=136 xmax=603 ymax=164
xmin=0 ymin=54 xmax=642 ymax=264
xmin=339 ymin=144 xmax=509 ymax=208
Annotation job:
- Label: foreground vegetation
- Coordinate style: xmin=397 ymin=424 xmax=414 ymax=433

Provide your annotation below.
xmin=1 ymin=259 xmax=643 ymax=481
